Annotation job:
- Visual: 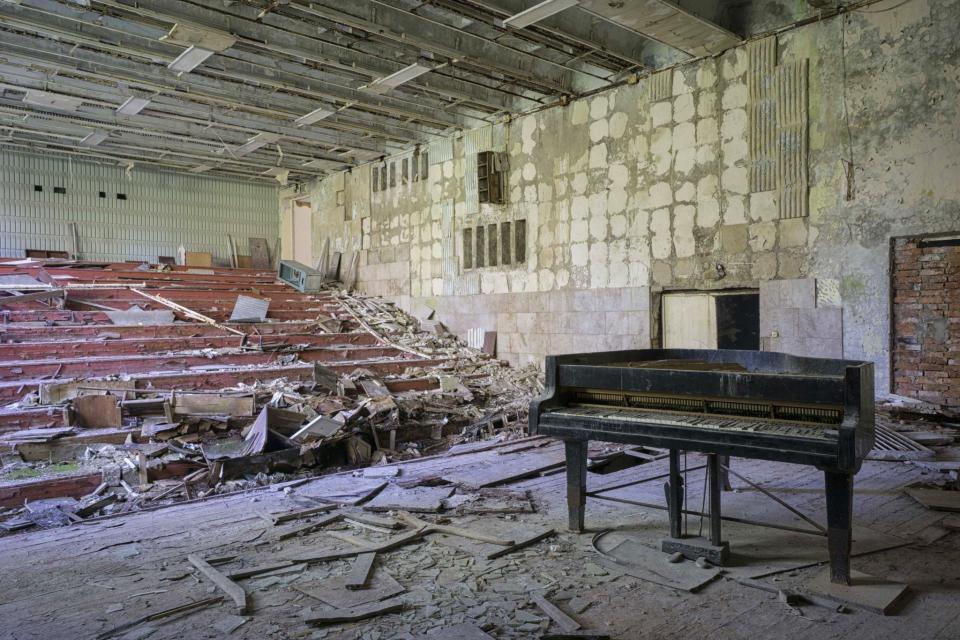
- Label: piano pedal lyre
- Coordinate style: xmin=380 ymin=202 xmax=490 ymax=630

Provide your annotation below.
xmin=661 ymin=451 xmax=730 ymax=566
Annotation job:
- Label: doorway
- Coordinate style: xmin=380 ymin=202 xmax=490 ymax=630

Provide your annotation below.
xmin=662 ymin=291 xmax=760 ymax=350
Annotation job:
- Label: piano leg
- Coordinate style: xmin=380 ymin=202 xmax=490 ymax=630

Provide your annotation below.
xmin=824 ymin=471 xmax=853 ymax=585
xmin=565 ymin=440 xmax=588 ymax=533
xmin=707 ymin=454 xmax=723 ymax=547
xmin=720 ymin=455 xmax=732 ymax=492
xmin=666 ymin=449 xmax=684 ymax=539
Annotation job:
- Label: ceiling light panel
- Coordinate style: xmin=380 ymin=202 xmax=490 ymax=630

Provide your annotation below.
xmin=168 ymin=46 xmax=215 ymax=73
xmin=163 ymin=23 xmax=237 ymax=52
xmin=116 ymin=96 xmax=151 ymax=115
xmin=294 ymin=108 xmax=335 ymax=127
xmin=22 ymin=90 xmax=83 ymax=112
xmin=363 ymin=63 xmax=432 ymax=94
xmin=232 ymin=132 xmax=280 ymax=156
xmin=79 ymin=131 xmax=108 ymax=147
xmin=503 ymin=0 xmax=581 ymax=29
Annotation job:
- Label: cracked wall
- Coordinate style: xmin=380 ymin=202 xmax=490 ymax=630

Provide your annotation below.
xmin=307 ymin=0 xmax=960 ymax=392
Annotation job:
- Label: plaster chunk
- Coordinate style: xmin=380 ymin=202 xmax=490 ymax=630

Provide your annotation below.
xmin=721 ymin=137 xmax=748 ymax=166
xmin=722 ymin=82 xmax=748 ymax=110
xmin=608 ymin=163 xmax=629 ymax=189
xmin=649 ymin=182 xmax=673 ymax=208
xmin=629 ymin=260 xmax=651 ymax=284
xmin=442 ymin=161 xmax=454 ymax=179
xmin=721 ymin=48 xmax=747 ymax=80
xmin=608 ymin=188 xmax=628 ymax=214
xmin=524 ymin=185 xmax=538 ymax=203
xmin=571 ymin=219 xmax=589 ymax=242
xmin=589 ymin=192 xmax=607 ymax=217
xmin=538 ymin=183 xmax=554 ymax=202
xmin=673 ymin=67 xmax=693 ymax=94
xmin=676 ymin=181 xmax=696 ymax=203
xmin=697 ymin=175 xmax=719 ymax=201
xmin=779 ymin=218 xmax=808 ymax=247
xmin=651 ymin=126 xmax=672 ymax=154
xmin=511 ymin=186 xmax=523 ymax=203
xmin=590 ymin=96 xmax=609 ymax=120
xmin=673 ymin=205 xmax=696 ymax=257
xmin=610 ymin=213 xmax=628 ymax=238
xmin=752 ymin=252 xmax=778 ymax=280
xmin=555 ymin=269 xmax=570 ymax=287
xmin=522 ymin=162 xmax=537 ymax=181
xmin=749 ymin=222 xmax=777 ymax=251
xmin=697 ymin=117 xmax=719 ymax=145
xmin=696 ymin=197 xmax=721 ymax=228
xmin=725 ymin=195 xmax=747 ymax=224
xmin=539 ymin=269 xmax=555 ymax=291
xmin=571 ymin=242 xmax=589 ymax=266
xmin=673 ymin=122 xmax=696 ymax=151
xmin=571 ymin=195 xmax=589 ymax=219
xmin=589 ymin=119 xmax=609 ymax=142
xmin=589 ymin=143 xmax=608 ymax=168
xmin=650 ymin=207 xmax=672 ymax=259
xmin=674 ymin=93 xmax=695 ymax=122
xmin=721 ymin=166 xmax=749 ymax=195
xmin=609 ymin=112 xmax=629 ymax=139
xmin=555 ymin=221 xmax=570 ymax=244
xmin=521 ymin=115 xmax=538 ymax=154
xmin=750 ymin=191 xmax=779 ymax=222
xmin=675 ymin=148 xmax=696 ymax=174
xmin=651 ymin=101 xmax=672 ymax=128
xmin=696 ymin=145 xmax=717 ymax=167
xmin=697 ymin=92 xmax=716 ymax=118
xmin=590 ymin=215 xmax=608 ymax=241
xmin=697 ymin=62 xmax=717 ymax=89
xmin=571 ymin=172 xmax=589 ymax=194
xmin=720 ymin=108 xmax=747 ymax=142
xmin=571 ymin=100 xmax=590 ymax=125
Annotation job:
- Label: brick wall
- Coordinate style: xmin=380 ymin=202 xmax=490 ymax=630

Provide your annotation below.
xmin=892 ymin=237 xmax=960 ymax=407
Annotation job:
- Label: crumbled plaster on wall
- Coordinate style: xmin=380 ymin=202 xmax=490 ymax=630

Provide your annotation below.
xmin=305 ymin=0 xmax=960 ymax=389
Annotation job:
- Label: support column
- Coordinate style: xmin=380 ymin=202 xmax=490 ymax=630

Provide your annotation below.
xmin=824 ymin=471 xmax=854 ymax=585
xmin=666 ymin=449 xmax=684 ymax=539
xmin=564 ymin=439 xmax=588 ymax=533
xmin=708 ymin=454 xmax=723 ymax=546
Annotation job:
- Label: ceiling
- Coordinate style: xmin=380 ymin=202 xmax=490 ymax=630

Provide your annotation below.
xmin=0 ymin=0 xmax=744 ymax=184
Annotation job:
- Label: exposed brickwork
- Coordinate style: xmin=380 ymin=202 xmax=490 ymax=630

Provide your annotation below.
xmin=892 ymin=237 xmax=960 ymax=407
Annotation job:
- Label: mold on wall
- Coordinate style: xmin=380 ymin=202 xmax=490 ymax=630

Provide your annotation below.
xmin=306 ymin=0 xmax=960 ymax=391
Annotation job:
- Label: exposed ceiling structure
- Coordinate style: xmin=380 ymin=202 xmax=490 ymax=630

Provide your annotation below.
xmin=0 ymin=0 xmax=742 ymax=183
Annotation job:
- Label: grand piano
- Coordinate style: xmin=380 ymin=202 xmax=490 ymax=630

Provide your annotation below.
xmin=529 ymin=349 xmax=874 ymax=585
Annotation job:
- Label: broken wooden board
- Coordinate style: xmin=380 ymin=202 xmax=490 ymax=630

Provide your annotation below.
xmin=345 ymin=552 xmax=377 ymax=590
xmin=72 ymin=394 xmax=122 ymax=428
xmin=296 ymin=570 xmax=404 ymax=609
xmin=440 ymin=448 xmax=565 ymax=489
xmin=172 ymin=393 xmax=254 ymax=417
xmin=184 ymin=251 xmax=213 ymax=267
xmin=291 ymin=416 xmax=342 ymax=442
xmin=0 ymin=426 xmax=75 ymax=443
xmin=411 ymin=623 xmax=494 ymax=640
xmin=188 ymin=554 xmax=247 ymax=613
xmin=302 ymin=598 xmax=404 ymax=625
xmin=433 ymin=518 xmax=554 ymax=560
xmin=904 ymin=487 xmax=960 ymax=512
xmin=363 ymin=484 xmax=454 ymax=513
xmin=532 ymin=594 xmax=581 ymax=632
xmin=803 ymin=569 xmax=909 ymax=615
xmin=248 ymin=238 xmax=271 ymax=269
xmin=593 ymin=538 xmax=721 ymax=592
xmin=40 ymin=380 xmax=135 ymax=405
xmin=103 ymin=310 xmax=175 ymax=326
xmin=296 ymin=476 xmax=388 ymax=506
xmin=443 ymin=488 xmax=536 ymax=514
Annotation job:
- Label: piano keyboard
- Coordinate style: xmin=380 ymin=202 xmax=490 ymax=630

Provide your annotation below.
xmin=546 ymin=405 xmax=838 ymax=440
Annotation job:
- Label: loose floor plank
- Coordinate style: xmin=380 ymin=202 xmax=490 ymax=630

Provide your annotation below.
xmin=532 ymin=594 xmax=581 ymax=633
xmin=345 ymin=552 xmax=377 ymax=590
xmin=303 ymin=598 xmax=404 ymax=625
xmin=188 ymin=553 xmax=247 ymax=613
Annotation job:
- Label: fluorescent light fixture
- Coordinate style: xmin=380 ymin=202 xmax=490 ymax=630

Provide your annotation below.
xmin=168 ymin=46 xmax=215 ymax=73
xmin=189 ymin=164 xmax=213 ymax=173
xmin=163 ymin=23 xmax=236 ymax=52
xmin=22 ymin=90 xmax=83 ymax=112
xmin=117 ymin=96 xmax=150 ymax=115
xmin=303 ymin=158 xmax=345 ymax=170
xmin=362 ymin=63 xmax=432 ymax=94
xmin=79 ymin=131 xmax=108 ymax=147
xmin=503 ymin=0 xmax=580 ymax=28
xmin=294 ymin=107 xmax=335 ymax=127
xmin=232 ymin=132 xmax=280 ymax=157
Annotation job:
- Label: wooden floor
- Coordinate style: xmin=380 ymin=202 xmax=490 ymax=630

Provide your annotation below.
xmin=1 ymin=440 xmax=958 ymax=640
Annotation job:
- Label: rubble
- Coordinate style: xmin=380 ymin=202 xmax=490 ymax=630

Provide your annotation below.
xmin=0 ymin=260 xmax=541 ymax=534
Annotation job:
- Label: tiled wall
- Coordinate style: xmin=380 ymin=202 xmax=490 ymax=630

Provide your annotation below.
xmin=759 ymin=277 xmax=842 ymax=358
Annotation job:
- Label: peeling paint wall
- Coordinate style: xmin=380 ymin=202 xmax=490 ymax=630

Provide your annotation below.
xmin=307 ymin=0 xmax=960 ymax=390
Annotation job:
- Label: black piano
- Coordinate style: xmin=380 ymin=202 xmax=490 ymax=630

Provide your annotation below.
xmin=529 ymin=349 xmax=874 ymax=585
